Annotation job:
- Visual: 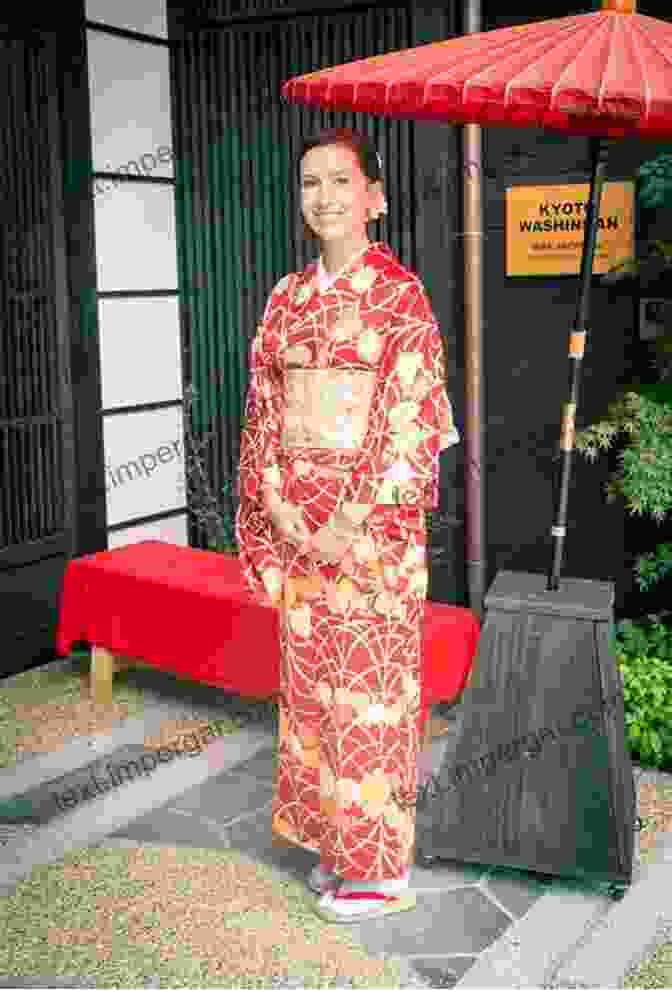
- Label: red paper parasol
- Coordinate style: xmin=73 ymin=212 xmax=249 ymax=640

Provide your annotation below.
xmin=282 ymin=0 xmax=672 ymax=593
xmin=282 ymin=0 xmax=672 ymax=139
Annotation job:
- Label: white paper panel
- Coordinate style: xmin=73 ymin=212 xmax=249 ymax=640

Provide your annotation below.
xmin=94 ymin=182 xmax=177 ymax=292
xmin=107 ymin=514 xmax=188 ymax=550
xmin=104 ymin=406 xmax=185 ymax=527
xmin=98 ymin=297 xmax=182 ymax=410
xmin=85 ymin=0 xmax=167 ymax=39
xmin=88 ymin=32 xmax=172 ymax=181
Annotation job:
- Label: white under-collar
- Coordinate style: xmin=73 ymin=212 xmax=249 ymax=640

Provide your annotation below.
xmin=317 ymin=243 xmax=371 ymax=294
xmin=317 ymin=256 xmax=337 ymax=294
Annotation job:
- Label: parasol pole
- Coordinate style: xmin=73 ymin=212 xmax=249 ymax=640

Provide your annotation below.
xmin=547 ymin=0 xmax=635 ymax=591
xmin=547 ymin=135 xmax=611 ymax=591
xmin=462 ymin=0 xmax=486 ymax=622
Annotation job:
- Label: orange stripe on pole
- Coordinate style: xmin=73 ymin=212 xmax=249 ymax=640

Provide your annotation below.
xmin=569 ymin=332 xmax=586 ymax=358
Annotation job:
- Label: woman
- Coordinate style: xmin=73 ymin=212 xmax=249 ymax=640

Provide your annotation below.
xmin=235 ymin=128 xmax=460 ymax=923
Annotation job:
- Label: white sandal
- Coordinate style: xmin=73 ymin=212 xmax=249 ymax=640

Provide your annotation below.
xmin=313 ymin=887 xmax=417 ymax=923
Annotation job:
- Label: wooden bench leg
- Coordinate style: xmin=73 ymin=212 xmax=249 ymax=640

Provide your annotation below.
xmin=465 ymin=657 xmax=477 ymax=690
xmin=90 ymin=646 xmax=116 ymax=705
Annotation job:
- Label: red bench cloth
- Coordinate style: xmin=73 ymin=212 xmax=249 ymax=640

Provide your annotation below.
xmin=55 ymin=540 xmax=479 ymax=735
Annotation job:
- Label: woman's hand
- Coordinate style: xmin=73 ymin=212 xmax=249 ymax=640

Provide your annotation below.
xmin=306 ymin=523 xmax=354 ymax=564
xmin=306 ymin=510 xmax=363 ymax=565
xmin=263 ymin=487 xmax=312 ymax=548
xmin=263 ymin=486 xmax=363 ymax=565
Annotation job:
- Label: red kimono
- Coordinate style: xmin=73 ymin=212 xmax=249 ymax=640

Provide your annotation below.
xmin=235 ymin=241 xmax=459 ymax=881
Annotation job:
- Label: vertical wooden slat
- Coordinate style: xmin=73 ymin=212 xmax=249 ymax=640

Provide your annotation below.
xmin=199 ymin=32 xmax=220 ymax=500
xmin=192 ymin=39 xmax=209 ymax=442
xmin=31 ymin=42 xmax=43 ymax=538
xmin=271 ymin=33 xmax=287 ymax=311
xmin=206 ymin=30 xmax=230 ymax=501
xmin=238 ymin=32 xmax=261 ymax=340
xmin=223 ymin=27 xmax=245 ymax=429
xmin=47 ymin=90 xmax=65 ymax=535
xmin=286 ymin=20 xmax=304 ymax=271
xmin=33 ymin=44 xmax=47 ymax=536
xmin=10 ymin=46 xmax=27 ymax=540
xmin=253 ymin=33 xmax=271 ymax=308
xmin=0 ymin=431 xmax=6 ymax=547
xmin=198 ymin=35 xmax=213 ymax=449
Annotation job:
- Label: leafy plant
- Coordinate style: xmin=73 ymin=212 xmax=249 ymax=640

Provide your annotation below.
xmin=633 ymin=541 xmax=672 ymax=596
xmin=603 ymin=238 xmax=672 ymax=287
xmin=577 ymin=140 xmax=672 ymax=765
xmin=179 ymin=384 xmax=239 ymax=554
xmin=577 ymin=388 xmax=672 ymax=769
xmin=602 ymin=149 xmax=672 ymax=287
xmin=575 ymin=387 xmax=672 ymax=523
xmin=611 ymin=620 xmax=672 ymax=770
xmin=426 ymin=507 xmax=463 ymax=564
xmin=637 ymin=151 xmax=672 ymax=210
xmin=612 ymin=616 xmax=672 ymax=666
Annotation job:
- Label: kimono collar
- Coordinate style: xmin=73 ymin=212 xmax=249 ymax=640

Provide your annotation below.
xmin=316 ymin=256 xmax=338 ymax=294
xmin=294 ymin=242 xmax=384 ymax=305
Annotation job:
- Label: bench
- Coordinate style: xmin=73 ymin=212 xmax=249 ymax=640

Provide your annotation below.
xmin=55 ymin=540 xmax=480 ymax=745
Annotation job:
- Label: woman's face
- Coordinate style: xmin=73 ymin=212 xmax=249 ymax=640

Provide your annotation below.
xmin=300 ymin=143 xmax=382 ymax=244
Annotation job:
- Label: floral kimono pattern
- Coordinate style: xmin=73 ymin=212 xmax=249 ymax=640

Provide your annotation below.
xmin=235 ymin=241 xmax=459 ymax=881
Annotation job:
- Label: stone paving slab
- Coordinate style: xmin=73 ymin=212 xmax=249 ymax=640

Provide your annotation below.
xmin=107 ymin=780 xmax=275 ymax=850
xmin=454 ymin=887 xmax=613 ymax=988
xmin=550 ymin=830 xmax=672 ymax=988
xmin=102 ymin=804 xmax=239 ymax=850
xmin=0 ymin=655 xmax=277 ymax=801
xmin=226 ymin=742 xmax=277 ymax=781
xmin=0 ymin=701 xmax=272 ymax=802
xmin=167 ymin=767 xmax=276 ymax=821
xmin=407 ymin=956 xmax=477 ymax=989
xmin=349 ymin=886 xmax=512 ymax=959
xmin=481 ymin=866 xmax=554 ymax=920
xmin=2 ymin=739 xmax=227 ymax=828
xmin=0 ymin=728 xmax=272 ymax=891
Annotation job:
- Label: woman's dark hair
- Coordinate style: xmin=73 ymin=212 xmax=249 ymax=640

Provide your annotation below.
xmin=298 ymin=128 xmax=383 ymax=184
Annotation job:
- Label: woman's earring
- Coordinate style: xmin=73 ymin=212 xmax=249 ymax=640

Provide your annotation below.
xmin=367 ymin=196 xmax=388 ymax=222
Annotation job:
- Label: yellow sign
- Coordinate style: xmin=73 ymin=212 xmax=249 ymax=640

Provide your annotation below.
xmin=506 ymin=181 xmax=635 ymax=276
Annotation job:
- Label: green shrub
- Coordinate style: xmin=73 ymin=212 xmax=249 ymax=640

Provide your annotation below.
xmin=612 ymin=618 xmax=672 ymax=771
xmin=633 ymin=541 xmax=672 ymax=596
xmin=575 ymin=387 xmax=672 ymax=524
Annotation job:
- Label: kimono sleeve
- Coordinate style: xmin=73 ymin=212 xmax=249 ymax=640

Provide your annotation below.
xmin=234 ymin=280 xmax=288 ymax=606
xmin=339 ymin=280 xmax=460 ymax=513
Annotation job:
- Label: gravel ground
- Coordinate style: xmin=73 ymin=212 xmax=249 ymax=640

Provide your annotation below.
xmin=0 ymin=844 xmax=410 ymax=989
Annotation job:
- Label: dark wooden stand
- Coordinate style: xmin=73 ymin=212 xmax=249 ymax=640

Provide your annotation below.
xmin=417 ymin=570 xmax=636 ymax=898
